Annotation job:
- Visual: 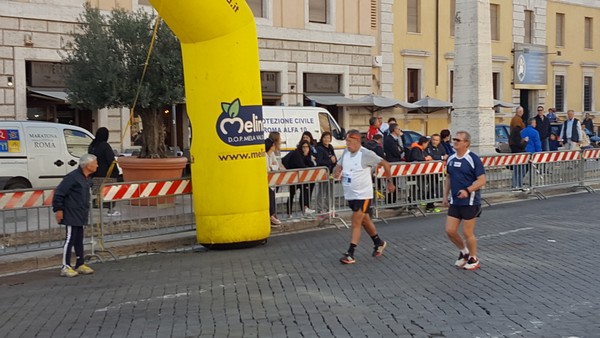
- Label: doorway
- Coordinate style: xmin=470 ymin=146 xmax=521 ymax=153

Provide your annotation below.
xmin=519 ymin=90 xmax=530 ymax=122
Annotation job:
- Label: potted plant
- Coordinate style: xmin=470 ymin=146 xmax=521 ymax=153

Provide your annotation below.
xmin=64 ymin=5 xmax=187 ymax=204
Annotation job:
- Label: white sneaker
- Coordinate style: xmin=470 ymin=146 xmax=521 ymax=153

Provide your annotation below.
xmin=303 ymin=207 xmax=316 ymax=215
xmin=454 ymin=252 xmax=469 ymax=267
xmin=107 ymin=210 xmax=121 ymax=217
xmin=60 ymin=265 xmax=79 ymax=277
xmin=270 ymin=215 xmax=282 ymax=226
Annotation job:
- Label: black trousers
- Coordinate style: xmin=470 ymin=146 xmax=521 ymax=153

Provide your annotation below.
xmin=287 ymin=184 xmax=314 ymax=214
xmin=62 ymin=225 xmax=85 ymax=268
xmin=269 ymin=187 xmax=276 ymax=216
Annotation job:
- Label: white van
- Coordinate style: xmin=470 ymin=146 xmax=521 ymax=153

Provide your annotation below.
xmin=0 ymin=121 xmax=94 ymax=190
xmin=262 ymin=106 xmax=346 ymax=156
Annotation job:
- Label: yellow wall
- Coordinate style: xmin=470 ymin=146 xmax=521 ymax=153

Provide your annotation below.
xmin=547 ymin=1 xmax=600 ymax=117
xmin=390 ymin=1 xmax=515 ymax=133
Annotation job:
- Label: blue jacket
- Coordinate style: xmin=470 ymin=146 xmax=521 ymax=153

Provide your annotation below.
xmin=521 ymin=125 xmax=542 ymax=153
xmin=52 ymin=167 xmax=92 ymax=227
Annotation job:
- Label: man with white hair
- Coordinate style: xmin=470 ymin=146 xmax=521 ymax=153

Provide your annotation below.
xmin=559 ymin=110 xmax=582 ymax=150
xmin=53 ymin=154 xmax=98 ymax=277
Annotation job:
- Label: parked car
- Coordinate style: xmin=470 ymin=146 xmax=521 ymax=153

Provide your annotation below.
xmin=495 ymin=124 xmax=510 ymax=153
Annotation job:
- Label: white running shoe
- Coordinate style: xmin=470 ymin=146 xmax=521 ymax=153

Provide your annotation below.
xmin=107 ymin=210 xmax=121 ymax=217
xmin=303 ymin=207 xmax=316 ymax=215
xmin=60 ymin=265 xmax=79 ymax=277
xmin=454 ymin=252 xmax=469 ymax=267
xmin=463 ymin=257 xmax=480 ymax=270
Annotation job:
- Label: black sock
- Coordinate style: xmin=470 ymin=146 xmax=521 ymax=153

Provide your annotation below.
xmin=347 ymin=243 xmax=357 ymax=256
xmin=371 ymin=234 xmax=382 ymax=246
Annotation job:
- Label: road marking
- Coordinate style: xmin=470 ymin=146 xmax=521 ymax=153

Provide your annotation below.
xmin=478 ymin=227 xmax=534 ymax=239
xmin=94 ymin=273 xmax=292 ymax=313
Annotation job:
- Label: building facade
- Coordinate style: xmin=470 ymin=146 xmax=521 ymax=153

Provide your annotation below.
xmin=1 ymin=0 xmax=599 ymax=152
xmin=390 ymin=0 xmax=600 ymax=135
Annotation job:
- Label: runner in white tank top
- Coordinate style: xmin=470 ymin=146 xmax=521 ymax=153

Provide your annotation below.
xmin=333 ymin=130 xmax=395 ymax=264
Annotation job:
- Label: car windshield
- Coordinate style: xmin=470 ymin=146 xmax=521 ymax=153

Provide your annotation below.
xmin=495 ymin=126 xmax=509 ymax=140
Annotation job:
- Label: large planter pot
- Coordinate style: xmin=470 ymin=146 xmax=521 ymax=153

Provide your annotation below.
xmin=117 ymin=156 xmax=188 ymax=206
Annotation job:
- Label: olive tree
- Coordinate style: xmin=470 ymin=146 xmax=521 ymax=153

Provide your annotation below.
xmin=64 ymin=4 xmax=184 ymax=158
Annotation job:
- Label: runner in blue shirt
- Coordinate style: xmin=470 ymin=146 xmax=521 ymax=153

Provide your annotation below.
xmin=443 ymin=131 xmax=486 ymax=270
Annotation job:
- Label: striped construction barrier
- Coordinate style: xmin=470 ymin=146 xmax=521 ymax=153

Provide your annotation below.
xmin=371 ymin=161 xmax=446 ymax=217
xmin=529 ymin=151 xmax=585 ymax=198
xmin=101 ymin=179 xmax=192 ymax=202
xmin=530 ymin=150 xmax=580 ymax=163
xmin=581 ymin=149 xmax=600 ymax=187
xmin=479 ymin=153 xmax=532 ymax=196
xmin=268 ymin=167 xmax=329 ymax=187
xmin=375 ymin=161 xmax=444 ymax=178
xmin=583 ymin=148 xmax=600 ymax=159
xmin=481 ymin=153 xmax=530 ymax=167
xmin=0 ymin=189 xmax=54 ymax=210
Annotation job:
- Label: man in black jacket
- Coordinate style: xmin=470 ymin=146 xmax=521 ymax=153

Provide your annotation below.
xmin=53 ymin=154 xmax=98 ymax=277
xmin=383 ymin=123 xmax=404 ymax=162
xmin=534 ymin=105 xmax=551 ymax=151
xmin=364 ymin=134 xmax=385 ymax=158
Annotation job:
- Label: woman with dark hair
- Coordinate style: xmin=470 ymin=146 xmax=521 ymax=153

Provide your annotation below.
xmin=283 ymin=140 xmax=316 ymax=216
xmin=301 ymin=131 xmax=318 ymax=157
xmin=315 ymin=131 xmax=337 ymax=213
xmin=88 ymin=127 xmax=120 ymax=216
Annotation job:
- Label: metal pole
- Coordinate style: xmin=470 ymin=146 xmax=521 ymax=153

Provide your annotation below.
xmin=172 ymin=103 xmax=178 ymax=151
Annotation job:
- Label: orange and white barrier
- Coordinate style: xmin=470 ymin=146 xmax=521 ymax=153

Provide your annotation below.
xmin=0 ymin=189 xmax=54 ymax=210
xmin=268 ymin=167 xmax=329 ymax=187
xmin=375 ymin=161 xmax=444 ymax=178
xmin=101 ymin=179 xmax=192 ymax=202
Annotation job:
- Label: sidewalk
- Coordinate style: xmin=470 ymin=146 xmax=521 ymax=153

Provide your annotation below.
xmin=1 ymin=191 xmax=599 ymax=337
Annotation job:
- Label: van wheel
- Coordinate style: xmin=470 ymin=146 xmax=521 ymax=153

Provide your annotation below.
xmin=5 ymin=180 xmax=31 ymax=190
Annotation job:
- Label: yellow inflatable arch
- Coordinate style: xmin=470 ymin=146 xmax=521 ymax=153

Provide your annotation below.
xmin=149 ymin=0 xmax=269 ymax=248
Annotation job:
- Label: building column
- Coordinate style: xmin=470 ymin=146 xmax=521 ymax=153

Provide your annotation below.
xmin=452 ymin=0 xmax=495 ymax=155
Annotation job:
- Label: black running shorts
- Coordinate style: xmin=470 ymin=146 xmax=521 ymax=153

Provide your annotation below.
xmin=447 ymin=205 xmax=482 ymax=220
xmin=347 ymin=199 xmax=371 ymax=213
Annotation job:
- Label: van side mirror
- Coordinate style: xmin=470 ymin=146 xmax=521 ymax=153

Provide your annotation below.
xmin=333 ymin=128 xmax=345 ymax=140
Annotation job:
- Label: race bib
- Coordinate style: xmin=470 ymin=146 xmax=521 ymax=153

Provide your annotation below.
xmin=342 ymin=172 xmax=352 ymax=186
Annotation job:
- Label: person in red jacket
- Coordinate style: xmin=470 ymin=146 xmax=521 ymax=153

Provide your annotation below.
xmin=366 ymin=116 xmax=382 ymax=141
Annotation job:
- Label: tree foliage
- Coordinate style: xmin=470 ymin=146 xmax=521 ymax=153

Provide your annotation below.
xmin=64 ymin=4 xmax=184 ymax=158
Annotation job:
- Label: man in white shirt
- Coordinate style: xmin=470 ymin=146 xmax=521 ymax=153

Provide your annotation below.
xmin=559 ymin=110 xmax=582 ymax=150
xmin=334 ymin=130 xmax=395 ymax=264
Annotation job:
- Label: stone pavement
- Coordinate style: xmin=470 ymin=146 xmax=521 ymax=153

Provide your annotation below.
xmin=0 ymin=192 xmax=598 ymax=338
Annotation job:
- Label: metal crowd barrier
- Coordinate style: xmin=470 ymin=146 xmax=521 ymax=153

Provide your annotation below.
xmin=268 ymin=167 xmax=332 ymax=224
xmin=480 ymin=153 xmax=531 ymax=200
xmin=529 ymin=150 xmax=588 ymax=199
xmin=96 ymin=178 xmax=195 ymax=243
xmin=0 ymin=178 xmax=195 ymax=257
xmin=581 ymin=149 xmax=600 ymax=186
xmin=2 ymin=150 xmax=599 ymax=257
xmin=0 ymin=188 xmax=59 ymax=255
xmin=373 ymin=161 xmax=445 ymax=219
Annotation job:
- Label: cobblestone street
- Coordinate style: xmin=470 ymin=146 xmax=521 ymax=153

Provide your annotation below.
xmin=0 ymin=193 xmax=599 ymax=337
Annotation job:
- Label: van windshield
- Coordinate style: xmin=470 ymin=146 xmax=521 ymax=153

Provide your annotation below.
xmin=318 ymin=112 xmax=341 ymax=139
xmin=64 ymin=129 xmax=92 ymax=157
